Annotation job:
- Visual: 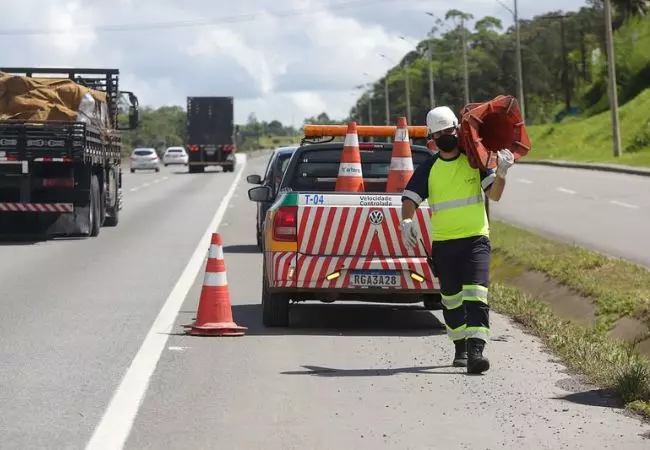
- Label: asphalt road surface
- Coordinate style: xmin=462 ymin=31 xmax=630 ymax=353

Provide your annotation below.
xmin=490 ymin=164 xmax=650 ymax=268
xmin=1 ymin=153 xmax=649 ymax=449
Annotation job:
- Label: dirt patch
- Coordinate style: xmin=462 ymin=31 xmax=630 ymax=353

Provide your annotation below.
xmin=493 ymin=265 xmax=650 ymax=360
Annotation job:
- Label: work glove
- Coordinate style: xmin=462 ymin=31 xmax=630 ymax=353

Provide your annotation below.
xmin=400 ymin=219 xmax=419 ymax=248
xmin=496 ymin=148 xmax=515 ymax=178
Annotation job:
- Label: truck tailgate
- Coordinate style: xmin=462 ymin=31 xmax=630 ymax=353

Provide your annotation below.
xmin=293 ymin=193 xmax=436 ymax=291
xmin=297 ymin=194 xmax=431 ymax=258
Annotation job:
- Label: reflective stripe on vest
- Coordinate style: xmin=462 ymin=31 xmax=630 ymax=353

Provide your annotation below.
xmin=430 ymin=193 xmax=484 ymax=212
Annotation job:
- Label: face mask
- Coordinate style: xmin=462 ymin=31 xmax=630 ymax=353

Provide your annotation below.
xmin=435 ymin=134 xmax=458 ymax=152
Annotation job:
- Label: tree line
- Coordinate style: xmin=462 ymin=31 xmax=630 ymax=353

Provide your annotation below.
xmin=347 ymin=0 xmax=650 ymax=126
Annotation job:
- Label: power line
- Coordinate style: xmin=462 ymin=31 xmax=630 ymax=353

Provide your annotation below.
xmin=0 ymin=0 xmax=399 ymax=36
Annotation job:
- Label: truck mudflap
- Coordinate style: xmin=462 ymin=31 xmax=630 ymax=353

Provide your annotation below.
xmin=0 ymin=202 xmax=73 ymax=212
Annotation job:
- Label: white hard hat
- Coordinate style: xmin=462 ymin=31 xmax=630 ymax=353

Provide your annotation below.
xmin=426 ymin=106 xmax=459 ymax=135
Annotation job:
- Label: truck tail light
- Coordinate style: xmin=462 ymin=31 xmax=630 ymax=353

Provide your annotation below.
xmin=188 ymin=145 xmax=200 ymax=152
xmin=222 ymin=145 xmax=234 ymax=152
xmin=273 ymin=206 xmax=297 ymax=242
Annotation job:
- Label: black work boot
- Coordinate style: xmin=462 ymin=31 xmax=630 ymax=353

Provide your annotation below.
xmin=452 ymin=339 xmax=468 ymax=367
xmin=467 ymin=338 xmax=490 ymax=374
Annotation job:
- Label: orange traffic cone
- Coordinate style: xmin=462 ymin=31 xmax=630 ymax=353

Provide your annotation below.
xmin=183 ymin=233 xmax=247 ymax=336
xmin=335 ymin=121 xmax=365 ymax=192
xmin=386 ymin=117 xmax=414 ymax=193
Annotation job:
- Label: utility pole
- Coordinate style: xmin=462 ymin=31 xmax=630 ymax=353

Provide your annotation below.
xmin=384 ymin=77 xmax=390 ymax=125
xmin=367 ymin=93 xmax=374 ymax=142
xmin=559 ymin=17 xmax=571 ymax=111
xmin=604 ymin=0 xmax=622 ymax=157
xmin=428 ymin=41 xmax=435 ymax=108
xmin=405 ymin=60 xmax=412 ymax=124
xmin=461 ymin=17 xmax=470 ymax=104
xmin=513 ymin=0 xmax=525 ymax=120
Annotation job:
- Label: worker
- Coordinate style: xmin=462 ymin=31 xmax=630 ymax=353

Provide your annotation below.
xmin=399 ymin=106 xmax=514 ymax=374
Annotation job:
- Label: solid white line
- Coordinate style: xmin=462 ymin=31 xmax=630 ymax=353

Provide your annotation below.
xmin=610 ymin=200 xmax=640 ymax=209
xmin=85 ymin=153 xmax=247 ymax=450
xmin=129 ymin=188 xmax=138 ymax=192
xmin=556 ymin=187 xmax=576 ymax=194
xmin=517 ymin=178 xmax=533 ymax=184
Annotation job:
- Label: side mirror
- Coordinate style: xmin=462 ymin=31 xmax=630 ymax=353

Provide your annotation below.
xmin=248 ymin=186 xmax=272 ymax=202
xmin=246 ymin=174 xmax=262 ymax=185
xmin=129 ymin=108 xmax=140 ymax=129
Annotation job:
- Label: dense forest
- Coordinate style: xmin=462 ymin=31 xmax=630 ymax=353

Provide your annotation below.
xmin=346 ymin=0 xmax=650 ymax=126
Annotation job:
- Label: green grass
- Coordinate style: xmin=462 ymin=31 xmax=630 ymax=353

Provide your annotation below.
xmin=490 ymin=221 xmax=650 ymax=329
xmin=489 ymin=220 xmax=650 ymax=417
xmin=527 ymin=88 xmax=650 ymax=167
xmin=258 ymin=134 xmax=300 ymax=149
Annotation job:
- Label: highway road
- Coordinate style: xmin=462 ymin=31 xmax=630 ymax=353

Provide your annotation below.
xmin=1 ymin=153 xmax=649 ymax=449
xmin=491 ymin=164 xmax=650 ymax=268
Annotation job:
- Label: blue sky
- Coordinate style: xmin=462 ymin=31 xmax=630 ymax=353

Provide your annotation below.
xmin=2 ymin=0 xmax=587 ymax=125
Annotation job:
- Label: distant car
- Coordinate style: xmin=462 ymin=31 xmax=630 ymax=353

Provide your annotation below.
xmin=246 ymin=146 xmax=297 ymax=251
xmin=130 ymin=148 xmax=160 ymax=173
xmin=163 ymin=146 xmax=189 ymax=166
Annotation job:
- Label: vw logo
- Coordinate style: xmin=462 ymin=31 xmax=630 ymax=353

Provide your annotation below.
xmin=368 ymin=209 xmax=384 ymax=225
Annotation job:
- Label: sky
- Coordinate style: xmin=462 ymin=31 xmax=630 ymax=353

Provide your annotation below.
xmin=2 ymin=0 xmax=587 ymax=126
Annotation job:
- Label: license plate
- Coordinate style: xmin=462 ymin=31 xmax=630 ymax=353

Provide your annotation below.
xmin=349 ymin=270 xmax=400 ymax=288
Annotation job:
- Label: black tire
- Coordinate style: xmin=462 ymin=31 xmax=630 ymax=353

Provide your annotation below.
xmin=89 ymin=175 xmax=101 ymax=237
xmin=130 ymin=168 xmax=135 ymax=173
xmin=262 ymin=269 xmax=289 ymax=327
xmin=155 ymin=167 xmax=160 ymax=173
xmin=423 ymin=294 xmax=443 ymax=311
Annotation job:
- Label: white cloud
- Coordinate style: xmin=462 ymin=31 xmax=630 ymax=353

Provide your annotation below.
xmin=2 ymin=0 xmax=585 ymax=125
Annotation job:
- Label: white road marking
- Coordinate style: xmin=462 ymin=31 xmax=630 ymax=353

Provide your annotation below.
xmin=167 ymin=346 xmax=188 ymax=352
xmin=556 ymin=187 xmax=576 ymax=194
xmin=86 ymin=153 xmax=247 ymax=450
xmin=162 ymin=176 xmax=169 ymax=180
xmin=610 ymin=200 xmax=640 ymax=209
xmin=129 ymin=187 xmax=138 ymax=192
xmin=152 ymin=179 xmax=161 ymax=184
xmin=141 ymin=183 xmax=150 ymax=188
xmin=517 ymin=178 xmax=533 ymax=184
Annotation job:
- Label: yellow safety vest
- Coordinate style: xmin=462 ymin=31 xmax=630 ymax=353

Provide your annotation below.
xmin=427 ymin=153 xmax=489 ymax=241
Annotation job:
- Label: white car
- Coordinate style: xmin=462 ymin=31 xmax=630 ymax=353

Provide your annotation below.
xmin=130 ymin=148 xmax=160 ymax=173
xmin=163 ymin=146 xmax=189 ymax=166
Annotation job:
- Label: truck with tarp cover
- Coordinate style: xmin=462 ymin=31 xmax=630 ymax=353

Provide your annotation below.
xmin=0 ymin=67 xmax=139 ymax=237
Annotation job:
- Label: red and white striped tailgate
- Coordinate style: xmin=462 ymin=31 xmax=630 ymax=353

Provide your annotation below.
xmin=0 ymin=202 xmax=73 ymax=212
xmin=297 ymin=206 xmax=432 ymax=257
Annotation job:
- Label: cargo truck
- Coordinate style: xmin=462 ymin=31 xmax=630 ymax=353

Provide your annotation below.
xmin=186 ymin=96 xmax=238 ymax=174
xmin=0 ymin=67 xmax=140 ymax=237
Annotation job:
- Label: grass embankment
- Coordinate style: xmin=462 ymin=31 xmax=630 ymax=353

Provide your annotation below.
xmin=527 ymin=89 xmax=650 ymax=167
xmin=489 ymin=220 xmax=650 ymax=418
xmin=257 ymin=134 xmax=299 ymax=149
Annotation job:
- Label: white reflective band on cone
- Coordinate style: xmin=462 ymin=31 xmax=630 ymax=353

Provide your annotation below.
xmin=203 ymin=271 xmax=228 ymax=287
xmin=389 ymin=157 xmax=414 ymax=171
xmin=338 ymin=162 xmax=363 ymax=176
xmin=343 ymin=132 xmax=359 ymax=147
xmin=394 ymin=128 xmax=409 ymax=142
xmin=208 ymin=244 xmax=224 ymax=259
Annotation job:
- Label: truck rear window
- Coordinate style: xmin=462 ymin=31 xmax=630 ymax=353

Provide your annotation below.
xmin=287 ymin=148 xmax=433 ymax=193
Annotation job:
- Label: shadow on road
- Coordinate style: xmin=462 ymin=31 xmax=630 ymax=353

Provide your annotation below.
xmin=228 ymin=303 xmax=446 ymax=337
xmin=0 ymin=235 xmax=45 ymax=246
xmin=280 ymin=364 xmax=459 ymax=377
xmin=553 ymin=388 xmax=624 ymax=409
xmin=223 ymin=244 xmax=259 ymax=254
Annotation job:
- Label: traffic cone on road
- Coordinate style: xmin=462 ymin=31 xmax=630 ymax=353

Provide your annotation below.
xmin=386 ymin=117 xmax=414 ymax=193
xmin=335 ymin=121 xmax=365 ymax=192
xmin=183 ymin=233 xmax=247 ymax=337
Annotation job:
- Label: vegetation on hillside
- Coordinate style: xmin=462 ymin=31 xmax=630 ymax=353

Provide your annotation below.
xmin=348 ymin=1 xmax=650 ymax=128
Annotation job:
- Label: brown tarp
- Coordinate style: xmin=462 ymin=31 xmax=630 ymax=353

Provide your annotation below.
xmin=0 ymin=72 xmax=108 ymax=122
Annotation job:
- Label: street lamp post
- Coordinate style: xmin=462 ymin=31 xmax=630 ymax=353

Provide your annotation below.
xmin=604 ymin=0 xmax=622 ymax=157
xmin=497 ymin=0 xmax=526 ymax=120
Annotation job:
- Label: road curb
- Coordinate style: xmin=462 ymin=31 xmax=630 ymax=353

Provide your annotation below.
xmin=517 ymin=159 xmax=650 ymax=177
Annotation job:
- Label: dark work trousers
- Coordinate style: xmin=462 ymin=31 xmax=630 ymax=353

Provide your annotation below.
xmin=429 ymin=235 xmax=491 ymax=343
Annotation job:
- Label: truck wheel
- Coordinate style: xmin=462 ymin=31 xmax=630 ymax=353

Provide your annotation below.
xmin=104 ymin=189 xmax=120 ymax=228
xmin=262 ymin=271 xmax=289 ymax=327
xmin=89 ymin=175 xmax=101 ymax=237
